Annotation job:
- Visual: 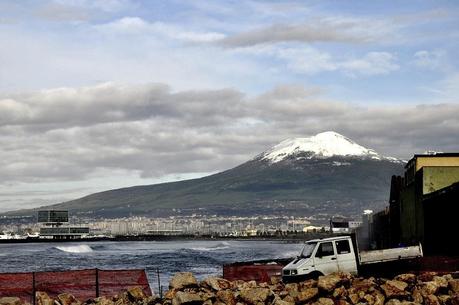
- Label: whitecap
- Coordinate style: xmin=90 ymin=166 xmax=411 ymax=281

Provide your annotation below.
xmin=55 ymin=245 xmax=93 ymax=253
xmin=190 ymin=241 xmax=231 ymax=252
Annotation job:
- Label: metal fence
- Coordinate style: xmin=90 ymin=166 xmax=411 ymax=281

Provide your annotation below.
xmin=0 ymin=269 xmax=152 ymax=304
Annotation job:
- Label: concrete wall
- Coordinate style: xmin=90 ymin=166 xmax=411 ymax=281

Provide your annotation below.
xmin=416 ymin=156 xmax=459 ymax=171
xmin=422 ymin=166 xmax=459 ymax=194
xmin=400 ymin=182 xmax=416 ymax=245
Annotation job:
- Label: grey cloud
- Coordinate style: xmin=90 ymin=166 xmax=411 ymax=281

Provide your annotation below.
xmin=35 ymin=3 xmax=90 ymax=21
xmin=218 ymin=8 xmax=454 ymax=48
xmin=0 ymin=83 xmax=458 ymax=186
xmin=219 ymin=22 xmax=371 ymax=47
xmin=0 ymin=83 xmax=245 ymax=129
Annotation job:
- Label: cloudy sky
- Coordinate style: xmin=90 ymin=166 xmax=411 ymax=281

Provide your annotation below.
xmin=1 ymin=0 xmax=459 ymax=212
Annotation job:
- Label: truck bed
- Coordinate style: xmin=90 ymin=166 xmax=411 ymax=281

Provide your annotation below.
xmin=359 ymin=244 xmax=423 ymax=265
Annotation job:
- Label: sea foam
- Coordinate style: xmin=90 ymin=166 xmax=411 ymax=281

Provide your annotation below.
xmin=55 ymin=245 xmax=93 ymax=253
xmin=190 ymin=241 xmax=230 ymax=251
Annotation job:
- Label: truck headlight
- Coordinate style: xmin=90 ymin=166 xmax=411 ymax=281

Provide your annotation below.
xmin=283 ymin=269 xmax=298 ymax=276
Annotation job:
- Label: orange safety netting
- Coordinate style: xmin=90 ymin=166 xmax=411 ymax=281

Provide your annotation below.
xmin=0 ymin=269 xmax=151 ymax=303
xmin=0 ymin=272 xmax=34 ymax=302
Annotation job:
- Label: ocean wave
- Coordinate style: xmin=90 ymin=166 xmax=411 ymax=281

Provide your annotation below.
xmin=190 ymin=241 xmax=231 ymax=252
xmin=55 ymin=245 xmax=93 ymax=253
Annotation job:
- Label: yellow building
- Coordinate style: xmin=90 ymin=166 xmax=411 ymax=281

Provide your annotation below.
xmin=393 ymin=153 xmax=459 ymax=254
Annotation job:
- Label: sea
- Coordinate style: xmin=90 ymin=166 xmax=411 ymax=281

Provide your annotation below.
xmin=0 ymin=240 xmax=303 ymax=290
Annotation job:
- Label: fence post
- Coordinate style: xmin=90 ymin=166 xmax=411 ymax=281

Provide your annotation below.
xmin=95 ymin=269 xmax=100 ymax=298
xmin=156 ymin=269 xmax=161 ymax=299
xmin=32 ymin=272 xmax=36 ymax=305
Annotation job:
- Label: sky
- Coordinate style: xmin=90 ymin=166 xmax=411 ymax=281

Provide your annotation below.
xmin=1 ymin=0 xmax=459 ymax=212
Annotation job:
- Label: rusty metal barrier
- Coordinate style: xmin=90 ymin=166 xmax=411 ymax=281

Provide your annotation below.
xmin=0 ymin=269 xmax=152 ymax=304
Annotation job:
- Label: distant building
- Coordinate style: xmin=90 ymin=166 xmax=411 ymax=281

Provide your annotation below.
xmin=38 ymin=210 xmax=90 ymax=239
xmin=387 ymin=153 xmax=459 ymax=254
xmin=330 ymin=216 xmax=362 ymax=233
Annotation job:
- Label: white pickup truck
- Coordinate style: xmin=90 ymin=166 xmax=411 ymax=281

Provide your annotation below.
xmin=282 ymin=235 xmax=423 ymax=282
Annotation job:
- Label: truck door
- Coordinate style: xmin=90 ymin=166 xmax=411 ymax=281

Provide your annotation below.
xmin=334 ymin=239 xmax=358 ymax=274
xmin=313 ymin=241 xmax=338 ymax=275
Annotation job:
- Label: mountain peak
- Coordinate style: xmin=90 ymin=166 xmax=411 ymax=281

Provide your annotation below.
xmin=259 ymin=131 xmax=388 ymax=163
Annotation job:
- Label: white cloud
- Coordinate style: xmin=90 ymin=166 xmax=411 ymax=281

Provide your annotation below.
xmin=97 ymin=17 xmax=226 ymax=43
xmin=340 ymin=52 xmax=399 ymax=76
xmin=276 ymin=47 xmax=337 ymax=74
xmin=413 ymin=50 xmax=447 ymax=70
xmin=236 ymin=46 xmax=399 ymax=77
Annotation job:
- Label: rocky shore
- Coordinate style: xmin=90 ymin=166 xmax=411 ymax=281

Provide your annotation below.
xmin=1 ymin=272 xmax=458 ymax=305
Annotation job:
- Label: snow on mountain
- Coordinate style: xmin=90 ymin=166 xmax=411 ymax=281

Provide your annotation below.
xmin=259 ymin=131 xmax=397 ymax=163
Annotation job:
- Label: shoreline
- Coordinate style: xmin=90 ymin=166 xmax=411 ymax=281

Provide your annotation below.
xmin=0 ymin=232 xmax=332 ymax=244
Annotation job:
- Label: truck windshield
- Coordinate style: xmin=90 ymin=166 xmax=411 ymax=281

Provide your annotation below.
xmin=301 ymin=242 xmax=317 ymax=258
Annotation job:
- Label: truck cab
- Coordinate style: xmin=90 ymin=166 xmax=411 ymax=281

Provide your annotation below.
xmin=282 ymin=236 xmax=358 ymax=282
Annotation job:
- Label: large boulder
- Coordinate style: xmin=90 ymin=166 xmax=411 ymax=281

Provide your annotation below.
xmin=314 ymin=298 xmax=335 ymax=305
xmin=271 ymin=276 xmax=282 ymax=285
xmin=274 ymin=299 xmax=294 ymax=305
xmin=381 ymin=281 xmax=409 ymax=299
xmin=394 ymin=274 xmax=417 ymax=284
xmin=239 ymin=287 xmax=271 ymax=305
xmin=93 ymin=297 xmax=115 ymax=305
xmin=318 ymin=274 xmax=344 ymax=292
xmin=412 ymin=288 xmax=423 ymax=304
xmin=57 ymin=293 xmax=78 ymax=305
xmin=172 ymin=291 xmax=202 ymax=305
xmin=336 ymin=300 xmax=351 ymax=305
xmin=333 ymin=286 xmax=348 ymax=299
xmin=113 ymin=292 xmax=131 ymax=305
xmin=201 ymin=277 xmax=232 ymax=291
xmin=297 ymin=288 xmax=319 ymax=303
xmin=127 ymin=286 xmax=147 ymax=301
xmin=438 ymin=295 xmax=451 ymax=305
xmin=422 ymin=281 xmax=440 ymax=297
xmin=352 ymin=278 xmax=376 ymax=294
xmin=216 ymin=290 xmax=235 ymax=305
xmin=450 ymin=294 xmax=459 ymax=305
xmin=169 ymin=273 xmax=198 ymax=290
xmin=385 ymin=299 xmax=401 ymax=305
xmin=364 ymin=293 xmax=376 ymax=305
xmin=433 ymin=277 xmax=448 ymax=289
xmin=373 ymin=291 xmax=385 ymax=305
xmin=284 ymin=283 xmax=298 ymax=293
xmin=418 ymin=273 xmax=437 ymax=282
xmin=0 ymin=297 xmax=21 ymax=305
xmin=450 ymin=280 xmax=459 ymax=294
xmin=299 ymin=279 xmax=318 ymax=290
xmin=36 ymin=292 xmax=54 ymax=305
xmin=424 ymin=295 xmax=440 ymax=305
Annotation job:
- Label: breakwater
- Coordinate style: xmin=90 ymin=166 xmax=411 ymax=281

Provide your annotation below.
xmin=1 ymin=271 xmax=458 ymax=305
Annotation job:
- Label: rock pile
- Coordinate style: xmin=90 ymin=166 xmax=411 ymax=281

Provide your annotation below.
xmin=162 ymin=271 xmax=459 ymax=305
xmin=0 ymin=272 xmax=458 ymax=305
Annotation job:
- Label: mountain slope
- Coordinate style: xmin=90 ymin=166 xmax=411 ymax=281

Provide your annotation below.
xmin=7 ymin=132 xmax=405 ymax=218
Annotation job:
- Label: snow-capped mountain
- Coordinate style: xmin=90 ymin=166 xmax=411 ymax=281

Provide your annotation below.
xmin=5 ymin=132 xmax=405 ymax=219
xmin=259 ymin=131 xmax=397 ymax=163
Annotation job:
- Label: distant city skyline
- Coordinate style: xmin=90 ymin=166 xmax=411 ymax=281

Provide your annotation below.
xmin=1 ymin=0 xmax=458 ymax=211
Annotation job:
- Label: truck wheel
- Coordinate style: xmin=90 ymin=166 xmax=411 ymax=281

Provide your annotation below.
xmin=309 ymin=271 xmax=324 ymax=279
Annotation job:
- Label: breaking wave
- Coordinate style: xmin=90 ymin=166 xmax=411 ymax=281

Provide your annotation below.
xmin=55 ymin=245 xmax=93 ymax=253
xmin=190 ymin=241 xmax=231 ymax=252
